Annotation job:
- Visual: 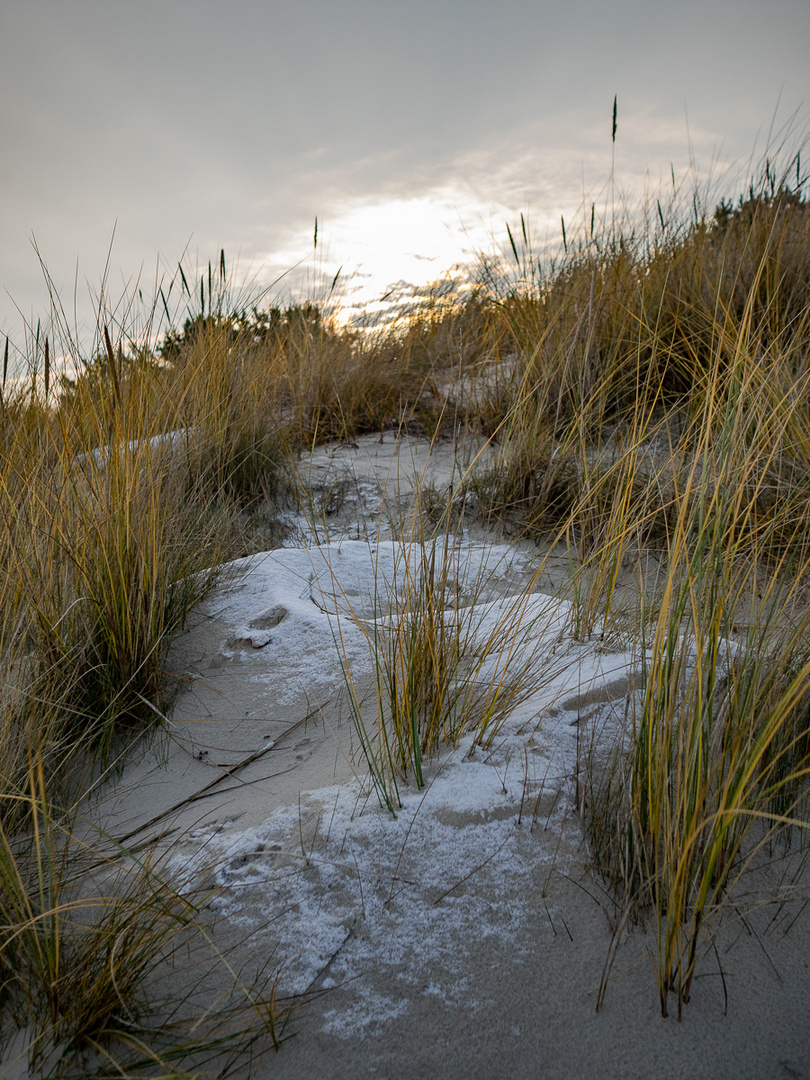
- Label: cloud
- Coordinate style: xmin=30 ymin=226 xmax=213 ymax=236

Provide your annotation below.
xmin=1 ymin=0 xmax=807 ymax=346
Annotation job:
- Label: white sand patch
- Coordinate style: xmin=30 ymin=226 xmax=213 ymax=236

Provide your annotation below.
xmin=162 ymin=527 xmax=644 ymax=1033
xmin=120 ymin=431 xmax=648 ymax=1038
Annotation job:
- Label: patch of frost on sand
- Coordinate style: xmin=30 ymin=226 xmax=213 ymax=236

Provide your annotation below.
xmin=170 ymin=630 xmax=642 ymax=1036
xmin=196 ymin=537 xmax=549 ymax=707
xmin=168 ymin=514 xmax=649 ymax=1036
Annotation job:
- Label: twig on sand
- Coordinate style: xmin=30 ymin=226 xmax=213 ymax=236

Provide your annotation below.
xmin=431 ymin=834 xmax=512 ymax=906
xmin=114 ymin=701 xmax=328 ymax=846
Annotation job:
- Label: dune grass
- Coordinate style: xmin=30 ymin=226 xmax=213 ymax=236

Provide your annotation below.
xmin=583 ymin=331 xmax=810 ymax=1017
xmin=0 ymin=752 xmax=285 ymax=1079
xmin=321 ymin=479 xmax=559 ymax=815
xmin=319 ymin=155 xmax=810 ymax=1012
xmin=1 ymin=146 xmax=810 ymax=1067
xmin=0 ymin=289 xmax=294 ymax=1073
xmin=469 ymin=160 xmax=810 ymax=1015
xmin=0 ymin=254 xmax=465 ymax=1072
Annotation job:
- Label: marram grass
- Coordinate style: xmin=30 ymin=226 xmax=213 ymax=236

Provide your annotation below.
xmin=0 ymin=149 xmax=808 ymax=1070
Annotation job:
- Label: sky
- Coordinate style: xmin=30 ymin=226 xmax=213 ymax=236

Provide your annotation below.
xmin=1 ymin=0 xmax=808 ymax=357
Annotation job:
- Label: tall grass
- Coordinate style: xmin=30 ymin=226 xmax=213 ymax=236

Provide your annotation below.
xmin=0 ymin=753 xmax=284 ymax=1077
xmin=323 ymin=478 xmax=560 ymax=815
xmin=468 ymin=160 xmax=810 ymax=1016
xmin=0 ymin=251 xmax=479 ymax=1069
xmin=0 ymin=274 xmax=293 ymax=1073
xmin=583 ymin=323 xmax=810 ymax=1017
xmin=2 ymin=142 xmax=809 ymax=1058
xmin=382 ymin=153 xmax=810 ymax=1013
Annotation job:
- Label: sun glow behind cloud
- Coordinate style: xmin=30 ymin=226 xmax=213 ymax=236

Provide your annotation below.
xmin=323 ymin=193 xmax=498 ymax=326
xmin=257 ymin=185 xmax=569 ymax=329
xmin=260 ymin=193 xmax=475 ymax=322
xmin=2 ymin=100 xmax=797 ymax=357
xmin=252 ymin=113 xmax=748 ymax=331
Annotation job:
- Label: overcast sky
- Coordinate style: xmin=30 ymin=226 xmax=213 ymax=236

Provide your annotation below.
xmin=1 ymin=0 xmax=808 ymax=351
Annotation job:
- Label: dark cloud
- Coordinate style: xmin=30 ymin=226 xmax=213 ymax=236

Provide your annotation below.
xmin=1 ymin=0 xmax=808 ymax=343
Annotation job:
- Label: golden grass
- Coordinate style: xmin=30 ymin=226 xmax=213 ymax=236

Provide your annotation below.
xmin=1 ymin=150 xmax=809 ymax=1067
xmin=0 ymin=754 xmax=284 ymax=1078
xmin=322 ymin=480 xmax=559 ymax=814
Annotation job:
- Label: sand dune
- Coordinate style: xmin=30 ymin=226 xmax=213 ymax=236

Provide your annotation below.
xmin=75 ymin=433 xmax=810 ymax=1080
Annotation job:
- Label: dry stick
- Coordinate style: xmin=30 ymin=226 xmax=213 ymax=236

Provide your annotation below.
xmin=178 ymin=763 xmax=300 ymax=806
xmin=100 ymin=764 xmax=302 ymax=865
xmin=115 ymin=702 xmax=327 ymax=845
xmin=432 ymin=834 xmax=512 ymax=906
